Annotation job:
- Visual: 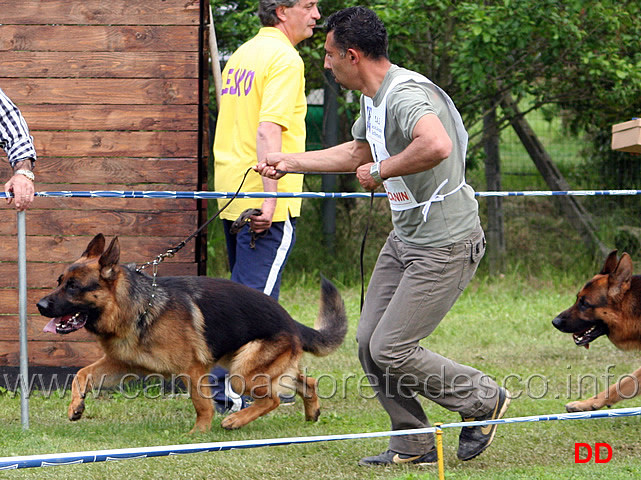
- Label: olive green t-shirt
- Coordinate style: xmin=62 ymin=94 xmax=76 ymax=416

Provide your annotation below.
xmin=352 ymin=65 xmax=480 ymax=247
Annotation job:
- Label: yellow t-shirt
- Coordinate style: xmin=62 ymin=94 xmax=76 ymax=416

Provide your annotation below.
xmin=214 ymin=27 xmax=305 ymax=221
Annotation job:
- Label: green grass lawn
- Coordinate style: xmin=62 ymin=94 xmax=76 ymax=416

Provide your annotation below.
xmin=2 ymin=274 xmax=641 ymax=479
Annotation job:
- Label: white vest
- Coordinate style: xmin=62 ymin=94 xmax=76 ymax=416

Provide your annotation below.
xmin=364 ymin=73 xmax=468 ymax=222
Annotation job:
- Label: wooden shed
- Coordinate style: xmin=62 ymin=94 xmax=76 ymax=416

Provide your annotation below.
xmin=0 ymin=0 xmax=210 ymax=383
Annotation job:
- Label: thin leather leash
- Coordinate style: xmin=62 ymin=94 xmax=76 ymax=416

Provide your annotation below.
xmin=135 ymin=167 xmax=254 ymax=319
xmin=275 ymin=170 xmax=375 ymax=311
xmin=137 ymin=167 xmax=375 ymax=314
xmin=136 ymin=167 xmax=254 ymax=273
xmin=359 ymin=191 xmax=375 ymax=312
xmin=276 ymin=170 xmax=375 ymax=312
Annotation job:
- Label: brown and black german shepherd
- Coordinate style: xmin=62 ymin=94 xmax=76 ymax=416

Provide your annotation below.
xmin=36 ymin=234 xmax=347 ymax=433
xmin=552 ymin=250 xmax=641 ymax=412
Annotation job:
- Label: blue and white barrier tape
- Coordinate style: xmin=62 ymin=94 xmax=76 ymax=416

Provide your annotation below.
xmin=0 ymin=189 xmax=639 ymax=199
xmin=1 ymin=407 xmax=640 ymax=470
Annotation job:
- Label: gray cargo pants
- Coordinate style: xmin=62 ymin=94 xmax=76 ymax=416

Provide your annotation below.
xmin=357 ymin=223 xmax=499 ymax=456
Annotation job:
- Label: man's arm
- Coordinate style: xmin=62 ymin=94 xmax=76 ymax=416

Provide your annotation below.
xmin=252 ymin=121 xmax=283 ymax=233
xmin=356 ymin=113 xmax=452 ymax=190
xmin=0 ymin=89 xmax=37 ymax=211
xmin=256 ymin=139 xmax=373 ymax=179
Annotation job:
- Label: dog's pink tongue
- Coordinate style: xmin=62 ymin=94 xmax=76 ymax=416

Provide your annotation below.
xmin=43 ymin=318 xmax=59 ymax=334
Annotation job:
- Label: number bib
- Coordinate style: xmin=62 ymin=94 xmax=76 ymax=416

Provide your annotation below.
xmin=364 ymin=73 xmax=467 ymax=222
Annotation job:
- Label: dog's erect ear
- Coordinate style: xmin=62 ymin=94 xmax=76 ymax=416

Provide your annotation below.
xmin=99 ymin=237 xmax=121 ymax=281
xmin=608 ymin=252 xmax=633 ymax=298
xmin=601 ymin=250 xmax=619 ymax=275
xmin=82 ymin=234 xmax=106 ymax=258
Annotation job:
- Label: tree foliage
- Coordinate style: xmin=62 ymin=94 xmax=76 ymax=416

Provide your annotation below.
xmin=210 ymin=1 xmax=641 ymax=178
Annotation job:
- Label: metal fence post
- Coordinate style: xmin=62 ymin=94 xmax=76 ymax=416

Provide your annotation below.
xmin=17 ymin=210 xmax=29 ymax=429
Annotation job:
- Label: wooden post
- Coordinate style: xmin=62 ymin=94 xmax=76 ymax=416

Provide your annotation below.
xmin=208 ymin=4 xmax=222 ymax=107
xmin=483 ymin=103 xmax=506 ymax=275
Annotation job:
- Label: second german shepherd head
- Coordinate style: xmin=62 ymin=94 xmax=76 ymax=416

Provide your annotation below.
xmin=552 ymin=250 xmax=641 ymax=351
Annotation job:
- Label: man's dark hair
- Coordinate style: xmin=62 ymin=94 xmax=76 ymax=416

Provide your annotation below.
xmin=325 ymin=6 xmax=388 ymax=59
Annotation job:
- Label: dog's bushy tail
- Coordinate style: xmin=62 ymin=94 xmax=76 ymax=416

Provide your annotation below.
xmin=297 ymin=276 xmax=348 ymax=356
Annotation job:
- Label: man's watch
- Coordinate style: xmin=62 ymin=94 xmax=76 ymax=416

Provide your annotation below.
xmin=14 ymin=169 xmax=35 ymax=182
xmin=370 ymin=163 xmax=383 ymax=184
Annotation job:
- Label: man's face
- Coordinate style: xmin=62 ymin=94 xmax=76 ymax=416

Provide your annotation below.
xmin=281 ymin=0 xmax=321 ymax=46
xmin=324 ymin=31 xmax=354 ymax=90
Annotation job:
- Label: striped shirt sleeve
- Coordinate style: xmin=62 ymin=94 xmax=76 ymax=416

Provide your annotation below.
xmin=0 ymin=87 xmax=37 ymax=168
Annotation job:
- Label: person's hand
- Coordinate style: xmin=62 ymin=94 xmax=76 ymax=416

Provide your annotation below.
xmin=255 ymin=152 xmax=288 ymax=179
xmin=5 ymin=173 xmax=35 ymax=211
xmin=356 ymin=163 xmax=382 ymax=191
xmin=250 ymin=199 xmax=276 ymax=233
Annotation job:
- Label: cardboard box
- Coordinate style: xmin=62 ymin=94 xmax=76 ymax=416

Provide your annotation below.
xmin=611 ymin=118 xmax=641 ymax=153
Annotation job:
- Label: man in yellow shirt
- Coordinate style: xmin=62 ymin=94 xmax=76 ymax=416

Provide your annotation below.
xmin=211 ymin=0 xmax=320 ymax=412
xmin=214 ymin=0 xmax=319 ymax=299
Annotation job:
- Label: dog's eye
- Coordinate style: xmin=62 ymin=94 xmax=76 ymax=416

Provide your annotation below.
xmin=65 ymin=279 xmax=79 ymax=293
xmin=578 ymin=297 xmax=593 ymax=311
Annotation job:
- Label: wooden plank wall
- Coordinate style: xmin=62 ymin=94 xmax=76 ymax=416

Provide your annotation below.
xmin=0 ymin=0 xmax=208 ymax=369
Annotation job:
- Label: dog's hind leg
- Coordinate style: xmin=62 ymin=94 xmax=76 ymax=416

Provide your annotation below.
xmin=295 ymin=373 xmax=320 ymax=422
xmin=220 ymin=339 xmax=298 ymax=430
xmin=221 ymin=395 xmax=280 ymax=430
xmin=220 ymin=371 xmax=281 ymax=430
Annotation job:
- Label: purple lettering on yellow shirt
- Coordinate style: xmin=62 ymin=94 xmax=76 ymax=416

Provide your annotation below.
xmin=244 ymin=71 xmax=255 ymax=95
xmin=221 ymin=67 xmax=255 ymax=97
xmin=221 ymin=68 xmax=234 ymax=95
xmin=231 ymin=69 xmax=245 ymax=95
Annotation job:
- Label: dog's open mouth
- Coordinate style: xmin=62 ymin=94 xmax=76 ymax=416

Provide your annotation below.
xmin=43 ymin=312 xmax=88 ymax=335
xmin=572 ymin=323 xmax=608 ymax=349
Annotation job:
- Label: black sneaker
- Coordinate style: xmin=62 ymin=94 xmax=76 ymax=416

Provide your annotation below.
xmin=279 ymin=393 xmax=296 ymax=406
xmin=358 ymin=449 xmax=437 ymax=466
xmin=457 ymin=387 xmax=511 ymax=461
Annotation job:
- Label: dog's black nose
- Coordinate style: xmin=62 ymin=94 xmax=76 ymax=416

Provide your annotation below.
xmin=36 ymin=298 xmax=50 ymax=316
xmin=552 ymin=316 xmax=566 ymax=331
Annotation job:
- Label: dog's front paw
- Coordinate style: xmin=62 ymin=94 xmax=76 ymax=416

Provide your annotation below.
xmin=565 ymin=399 xmax=601 ymax=412
xmin=221 ymin=412 xmax=245 ymax=430
xmin=68 ymin=400 xmax=85 ymax=421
